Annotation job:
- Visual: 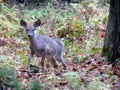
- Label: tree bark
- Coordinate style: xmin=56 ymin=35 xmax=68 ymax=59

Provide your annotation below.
xmin=102 ymin=0 xmax=120 ymax=62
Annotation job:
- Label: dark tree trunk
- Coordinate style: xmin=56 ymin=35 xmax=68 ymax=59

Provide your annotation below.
xmin=102 ymin=0 xmax=120 ymax=62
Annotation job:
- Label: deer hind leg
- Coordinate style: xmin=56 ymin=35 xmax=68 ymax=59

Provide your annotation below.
xmin=49 ymin=57 xmax=58 ymax=69
xmin=56 ymin=56 xmax=67 ymax=69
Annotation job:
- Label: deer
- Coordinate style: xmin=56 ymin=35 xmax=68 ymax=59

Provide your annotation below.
xmin=20 ymin=19 xmax=67 ymax=72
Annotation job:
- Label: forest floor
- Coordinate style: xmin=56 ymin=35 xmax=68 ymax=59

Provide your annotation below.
xmin=0 ymin=1 xmax=120 ymax=90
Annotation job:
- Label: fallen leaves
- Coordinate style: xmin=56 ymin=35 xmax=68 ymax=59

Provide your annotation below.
xmin=0 ymin=39 xmax=7 ymax=46
xmin=1 ymin=1 xmax=120 ymax=90
xmin=100 ymin=31 xmax=105 ymax=38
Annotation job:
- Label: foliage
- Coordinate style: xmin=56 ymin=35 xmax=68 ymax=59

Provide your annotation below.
xmin=63 ymin=72 xmax=81 ymax=90
xmin=67 ymin=0 xmax=83 ymax=3
xmin=1 ymin=0 xmax=120 ymax=90
xmin=57 ymin=17 xmax=83 ymax=41
xmin=98 ymin=0 xmax=110 ymax=7
xmin=87 ymin=77 xmax=110 ymax=90
xmin=30 ymin=80 xmax=42 ymax=90
xmin=0 ymin=67 xmax=21 ymax=90
xmin=3 ymin=0 xmax=46 ymax=4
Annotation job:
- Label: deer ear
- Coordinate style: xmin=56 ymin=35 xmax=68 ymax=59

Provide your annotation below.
xmin=20 ymin=20 xmax=27 ymax=28
xmin=34 ymin=19 xmax=41 ymax=28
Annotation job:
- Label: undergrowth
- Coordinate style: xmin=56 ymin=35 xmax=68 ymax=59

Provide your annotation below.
xmin=0 ymin=0 xmax=116 ymax=90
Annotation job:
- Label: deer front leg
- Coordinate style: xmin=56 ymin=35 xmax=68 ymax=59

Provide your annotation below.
xmin=41 ymin=51 xmax=46 ymax=71
xmin=28 ymin=51 xmax=34 ymax=72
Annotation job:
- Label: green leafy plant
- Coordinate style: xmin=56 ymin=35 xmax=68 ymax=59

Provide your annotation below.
xmin=0 ymin=67 xmax=21 ymax=90
xmin=30 ymin=80 xmax=42 ymax=90
xmin=63 ymin=72 xmax=81 ymax=90
xmin=87 ymin=77 xmax=110 ymax=90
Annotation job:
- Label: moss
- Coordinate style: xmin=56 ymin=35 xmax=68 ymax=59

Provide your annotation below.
xmin=102 ymin=47 xmax=109 ymax=57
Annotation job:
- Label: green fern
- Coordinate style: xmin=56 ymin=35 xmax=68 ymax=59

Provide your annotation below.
xmin=0 ymin=67 xmax=21 ymax=90
xmin=30 ymin=80 xmax=42 ymax=90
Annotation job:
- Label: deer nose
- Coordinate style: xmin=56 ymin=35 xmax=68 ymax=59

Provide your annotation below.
xmin=28 ymin=35 xmax=31 ymax=37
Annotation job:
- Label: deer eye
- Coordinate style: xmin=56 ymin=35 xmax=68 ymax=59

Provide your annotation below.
xmin=32 ymin=29 xmax=34 ymax=31
xmin=26 ymin=29 xmax=28 ymax=31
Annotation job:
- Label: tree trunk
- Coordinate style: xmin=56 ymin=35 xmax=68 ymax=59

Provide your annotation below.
xmin=102 ymin=0 xmax=120 ymax=62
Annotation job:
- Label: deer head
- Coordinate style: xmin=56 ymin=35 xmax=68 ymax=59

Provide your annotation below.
xmin=20 ymin=19 xmax=41 ymax=38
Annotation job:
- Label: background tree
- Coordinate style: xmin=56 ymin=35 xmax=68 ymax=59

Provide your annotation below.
xmin=102 ymin=0 xmax=120 ymax=62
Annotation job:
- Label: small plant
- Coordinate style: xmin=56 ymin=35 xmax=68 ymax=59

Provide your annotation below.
xmin=0 ymin=67 xmax=21 ymax=90
xmin=63 ymin=71 xmax=81 ymax=90
xmin=56 ymin=18 xmax=83 ymax=41
xmin=30 ymin=80 xmax=42 ymax=90
xmin=87 ymin=77 xmax=110 ymax=90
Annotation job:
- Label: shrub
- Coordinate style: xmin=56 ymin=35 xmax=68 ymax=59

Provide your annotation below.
xmin=30 ymin=80 xmax=42 ymax=90
xmin=0 ymin=67 xmax=21 ymax=90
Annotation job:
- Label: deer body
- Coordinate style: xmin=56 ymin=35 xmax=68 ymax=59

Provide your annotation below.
xmin=20 ymin=20 xmax=67 ymax=72
xmin=29 ymin=34 xmax=63 ymax=58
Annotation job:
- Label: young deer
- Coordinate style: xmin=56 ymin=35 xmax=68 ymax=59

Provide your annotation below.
xmin=20 ymin=19 xmax=67 ymax=72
